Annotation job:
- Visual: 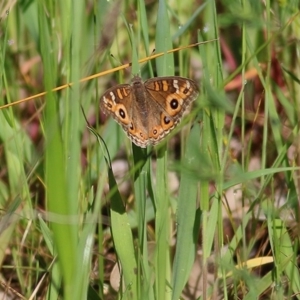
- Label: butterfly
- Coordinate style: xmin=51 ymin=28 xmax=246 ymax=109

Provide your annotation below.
xmin=100 ymin=75 xmax=199 ymax=148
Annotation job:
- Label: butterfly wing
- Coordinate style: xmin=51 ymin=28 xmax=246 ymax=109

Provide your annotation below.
xmin=100 ymin=81 xmax=151 ymax=147
xmin=100 ymin=83 xmax=133 ymax=126
xmin=144 ymin=76 xmax=199 ymax=145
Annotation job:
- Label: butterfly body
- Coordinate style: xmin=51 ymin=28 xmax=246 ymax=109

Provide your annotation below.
xmin=100 ymin=75 xmax=199 ymax=148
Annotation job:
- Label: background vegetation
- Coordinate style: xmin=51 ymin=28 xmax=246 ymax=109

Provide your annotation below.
xmin=0 ymin=0 xmax=299 ymax=299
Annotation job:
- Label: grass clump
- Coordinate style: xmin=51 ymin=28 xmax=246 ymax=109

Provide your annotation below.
xmin=0 ymin=1 xmax=300 ymax=299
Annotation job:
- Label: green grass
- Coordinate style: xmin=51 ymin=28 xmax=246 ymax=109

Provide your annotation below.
xmin=0 ymin=0 xmax=300 ymax=299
